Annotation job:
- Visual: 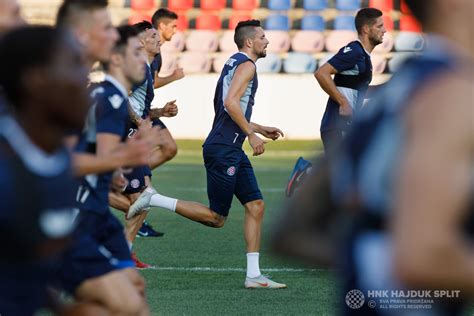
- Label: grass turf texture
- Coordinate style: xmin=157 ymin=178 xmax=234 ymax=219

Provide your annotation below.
xmin=120 ymin=139 xmax=340 ymax=315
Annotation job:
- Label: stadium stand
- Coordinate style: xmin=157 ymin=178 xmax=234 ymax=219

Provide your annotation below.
xmin=336 ymin=0 xmax=361 ymax=11
xmin=299 ymin=0 xmax=328 ymax=11
xmin=186 ymin=30 xmax=219 ymax=52
xmin=291 ymin=31 xmax=325 ymax=53
xmin=301 ymin=14 xmax=325 ymax=31
xmin=283 ymin=52 xmax=318 ymax=74
xmin=255 ymin=53 xmax=283 ymax=73
xmin=265 ymin=31 xmax=291 ymax=53
xmin=265 ymin=14 xmax=291 ymax=30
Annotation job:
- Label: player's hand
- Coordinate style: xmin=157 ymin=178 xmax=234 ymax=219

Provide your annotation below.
xmin=260 ymin=126 xmax=284 ymax=141
xmin=161 ymin=100 xmax=178 ymax=117
xmin=172 ymin=68 xmax=184 ymax=80
xmin=111 ymin=169 xmax=128 ymax=192
xmin=248 ymin=132 xmax=265 ymax=156
xmin=339 ymin=99 xmax=353 ymax=116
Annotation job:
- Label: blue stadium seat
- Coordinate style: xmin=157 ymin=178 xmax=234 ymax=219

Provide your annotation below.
xmin=336 ymin=0 xmax=360 ymax=11
xmin=283 ymin=53 xmax=317 ymax=74
xmin=256 ymin=53 xmax=282 ymax=73
xmin=268 ymin=0 xmax=292 ymax=10
xmin=303 ymin=0 xmax=328 ymax=10
xmin=301 ymin=14 xmax=325 ymax=31
xmin=334 ymin=15 xmax=355 ymax=30
xmin=265 ymin=14 xmax=290 ymax=30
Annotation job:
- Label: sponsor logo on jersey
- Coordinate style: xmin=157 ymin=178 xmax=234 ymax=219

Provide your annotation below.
xmin=227 ymin=166 xmax=236 ymax=176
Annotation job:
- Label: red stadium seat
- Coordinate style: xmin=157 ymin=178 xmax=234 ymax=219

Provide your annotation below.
xmin=179 ymin=52 xmax=212 ymax=73
xmin=186 ymin=30 xmax=219 ymax=52
xmin=232 ymin=0 xmax=258 ymax=11
xmin=325 ymin=30 xmax=357 ymax=52
xmin=265 ymin=31 xmax=291 ymax=53
xmin=368 ymin=0 xmax=393 ymax=12
xmin=196 ymin=14 xmax=222 ymax=31
xmin=383 ymin=15 xmax=394 ymax=32
xmin=291 ymin=31 xmax=324 ymax=53
xmin=400 ymin=0 xmax=413 ymax=15
xmin=400 ymin=14 xmax=422 ymax=32
xmin=229 ymin=14 xmax=252 ymax=29
xmin=200 ymin=0 xmax=226 ymax=11
xmin=219 ymin=30 xmax=236 ymax=52
xmin=128 ymin=12 xmax=152 ymax=25
xmin=168 ymin=0 xmax=193 ymax=11
xmin=176 ymin=14 xmax=189 ymax=31
xmin=131 ymin=0 xmax=154 ymax=10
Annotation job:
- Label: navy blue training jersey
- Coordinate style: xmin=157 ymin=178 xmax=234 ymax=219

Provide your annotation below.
xmin=150 ymin=53 xmax=162 ymax=82
xmin=204 ymin=52 xmax=258 ymax=148
xmin=129 ymin=63 xmax=154 ymax=119
xmin=0 ymin=116 xmax=77 ymax=315
xmin=321 ymin=41 xmax=372 ymax=132
xmin=76 ymin=75 xmax=129 ymax=214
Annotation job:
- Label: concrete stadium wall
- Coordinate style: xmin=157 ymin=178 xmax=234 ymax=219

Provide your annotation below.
xmin=152 ymin=74 xmax=326 ymax=140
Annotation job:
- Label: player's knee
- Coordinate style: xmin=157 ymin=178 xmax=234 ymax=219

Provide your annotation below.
xmin=207 ymin=211 xmax=226 ymax=228
xmin=246 ymin=200 xmax=265 ymax=219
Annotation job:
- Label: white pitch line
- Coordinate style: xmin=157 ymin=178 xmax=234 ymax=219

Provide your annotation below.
xmin=146 ymin=267 xmax=327 ymax=272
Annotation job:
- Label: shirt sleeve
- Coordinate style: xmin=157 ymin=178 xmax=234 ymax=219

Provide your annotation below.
xmin=95 ymin=94 xmax=127 ymax=136
xmin=328 ymin=42 xmax=361 ymax=73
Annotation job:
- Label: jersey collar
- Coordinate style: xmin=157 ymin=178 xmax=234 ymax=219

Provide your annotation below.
xmin=104 ymin=74 xmax=128 ymax=98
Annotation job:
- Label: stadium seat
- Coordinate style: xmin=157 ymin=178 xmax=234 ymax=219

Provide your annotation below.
xmin=176 ymin=14 xmax=189 ymax=31
xmin=301 ymin=14 xmax=325 ymax=31
xmin=388 ymin=52 xmax=417 ymax=73
xmin=371 ymin=53 xmax=387 ymax=74
xmin=265 ymin=14 xmax=290 ymax=30
xmin=232 ymin=0 xmax=258 ymax=10
xmin=179 ymin=52 xmax=212 ymax=73
xmin=268 ymin=0 xmax=292 ymax=10
xmin=333 ymin=15 xmax=356 ymax=31
xmin=291 ymin=31 xmax=324 ymax=53
xmin=212 ymin=52 xmax=232 ymax=72
xmin=400 ymin=0 xmax=413 ymax=15
xmin=200 ymin=0 xmax=226 ymax=10
xmin=167 ymin=0 xmax=193 ymax=11
xmin=157 ymin=53 xmax=178 ymax=77
xmin=131 ymin=0 xmax=154 ymax=10
xmin=302 ymin=0 xmax=328 ymax=11
xmin=160 ymin=31 xmax=186 ymax=52
xmin=186 ymin=30 xmax=219 ymax=52
xmin=196 ymin=14 xmax=222 ymax=31
xmin=399 ymin=14 xmax=422 ymax=32
xmin=219 ymin=30 xmax=237 ymax=52
xmin=368 ymin=0 xmax=393 ymax=12
xmin=128 ymin=12 xmax=151 ymax=25
xmin=383 ymin=15 xmax=394 ymax=32
xmin=228 ymin=14 xmax=252 ymax=29
xmin=256 ymin=53 xmax=282 ymax=73
xmin=394 ymin=31 xmax=424 ymax=51
xmin=283 ymin=52 xmax=317 ymax=74
xmin=265 ymin=31 xmax=290 ymax=53
xmin=325 ymin=30 xmax=357 ymax=52
xmin=336 ymin=0 xmax=360 ymax=11
xmin=373 ymin=31 xmax=394 ymax=53
xmin=318 ymin=53 xmax=335 ymax=67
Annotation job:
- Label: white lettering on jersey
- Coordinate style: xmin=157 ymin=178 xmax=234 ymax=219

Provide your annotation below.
xmin=343 ymin=46 xmax=352 ymax=54
xmin=108 ymin=94 xmax=123 ymax=109
xmin=226 ymin=58 xmax=237 ymax=67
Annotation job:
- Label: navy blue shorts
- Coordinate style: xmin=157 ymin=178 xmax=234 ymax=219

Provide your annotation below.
xmin=203 ymin=144 xmax=263 ymax=217
xmin=152 ymin=118 xmax=167 ymax=129
xmin=59 ymin=211 xmax=134 ymax=294
xmin=123 ymin=166 xmax=147 ymax=194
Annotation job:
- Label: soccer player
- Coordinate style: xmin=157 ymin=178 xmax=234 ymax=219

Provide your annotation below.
xmin=58 ymin=25 xmax=150 ymax=315
xmin=285 ymin=8 xmax=386 ymax=196
xmin=0 ymin=26 xmax=98 ymax=315
xmin=128 ymin=20 xmax=287 ymax=289
xmin=326 ymin=1 xmax=473 ymax=314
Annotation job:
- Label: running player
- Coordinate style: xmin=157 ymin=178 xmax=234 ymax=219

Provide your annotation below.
xmin=128 ymin=20 xmax=287 ymax=289
xmin=286 ymin=8 xmax=386 ymax=196
xmin=0 ymin=26 xmax=99 ymax=315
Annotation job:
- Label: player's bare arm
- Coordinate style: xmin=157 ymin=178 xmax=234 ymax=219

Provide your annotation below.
xmin=250 ymin=122 xmax=284 ymax=141
xmin=392 ymin=74 xmax=474 ymax=295
xmin=315 ymin=63 xmax=352 ymax=116
xmin=148 ymin=100 xmax=178 ymax=119
xmin=224 ymin=61 xmax=264 ymax=156
xmin=153 ymin=68 xmax=184 ymax=89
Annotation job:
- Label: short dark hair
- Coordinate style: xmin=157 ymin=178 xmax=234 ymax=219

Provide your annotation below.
xmin=151 ymin=8 xmax=178 ymax=28
xmin=102 ymin=25 xmax=139 ymax=70
xmin=56 ymin=0 xmax=108 ymax=27
xmin=0 ymin=26 xmax=65 ymax=107
xmin=234 ymin=19 xmax=261 ymax=49
xmin=354 ymin=7 xmax=383 ymax=34
xmin=403 ymin=0 xmax=426 ymax=25
xmin=133 ymin=20 xmax=153 ymax=34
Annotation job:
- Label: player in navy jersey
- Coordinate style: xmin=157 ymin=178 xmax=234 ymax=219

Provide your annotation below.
xmin=285 ymin=7 xmax=386 ymax=197
xmin=59 ymin=26 xmax=150 ymax=315
xmin=128 ymin=20 xmax=287 ymax=289
xmin=0 ymin=26 xmax=106 ymax=315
